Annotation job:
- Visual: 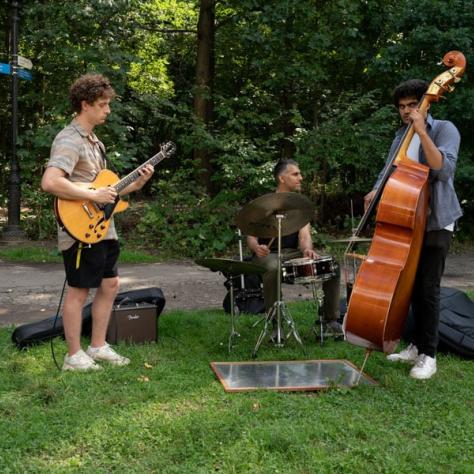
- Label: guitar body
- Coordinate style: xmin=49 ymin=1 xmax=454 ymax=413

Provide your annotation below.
xmin=55 ymin=169 xmax=129 ymax=245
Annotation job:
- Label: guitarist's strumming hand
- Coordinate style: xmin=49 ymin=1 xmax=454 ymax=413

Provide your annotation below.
xmin=92 ymin=186 xmax=118 ymax=204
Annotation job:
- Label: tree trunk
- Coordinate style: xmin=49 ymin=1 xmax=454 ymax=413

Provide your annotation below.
xmin=194 ymin=0 xmax=215 ymax=194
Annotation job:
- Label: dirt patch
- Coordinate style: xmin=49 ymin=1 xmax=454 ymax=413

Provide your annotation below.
xmin=1 ymin=251 xmax=473 ymax=328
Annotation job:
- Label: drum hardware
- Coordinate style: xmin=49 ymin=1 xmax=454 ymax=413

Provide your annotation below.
xmin=311 ymin=280 xmax=345 ymax=345
xmin=237 ymin=229 xmax=245 ymax=289
xmin=280 ymin=255 xmax=339 ymax=346
xmin=251 ymin=213 xmax=305 ymax=358
xmin=226 ymin=274 xmax=240 ymax=351
xmin=195 ymin=258 xmax=266 ymax=352
xmin=312 ymin=284 xmax=326 ymax=346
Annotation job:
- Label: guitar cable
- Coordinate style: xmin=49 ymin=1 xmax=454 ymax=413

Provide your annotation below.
xmin=50 ymin=277 xmax=67 ymax=371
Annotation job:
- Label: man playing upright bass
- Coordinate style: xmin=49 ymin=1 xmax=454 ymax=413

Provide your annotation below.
xmin=365 ymin=79 xmax=462 ymax=379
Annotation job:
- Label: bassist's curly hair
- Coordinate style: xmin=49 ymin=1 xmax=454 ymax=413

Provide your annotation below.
xmin=393 ymin=79 xmax=428 ymax=107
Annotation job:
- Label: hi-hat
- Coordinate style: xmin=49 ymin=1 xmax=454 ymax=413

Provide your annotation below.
xmin=196 ymin=258 xmax=267 ymax=275
xmin=235 ymin=192 xmax=314 ymax=238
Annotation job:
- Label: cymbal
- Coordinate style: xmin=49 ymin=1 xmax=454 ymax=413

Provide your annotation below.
xmin=196 ymin=258 xmax=267 ymax=275
xmin=235 ymin=192 xmax=314 ymax=238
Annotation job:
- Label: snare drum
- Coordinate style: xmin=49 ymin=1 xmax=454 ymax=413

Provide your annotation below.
xmin=282 ymin=256 xmax=336 ymax=284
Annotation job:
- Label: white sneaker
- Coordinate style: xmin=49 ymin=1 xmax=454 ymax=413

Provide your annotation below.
xmin=86 ymin=343 xmax=130 ymax=366
xmin=410 ymin=354 xmax=437 ymax=380
xmin=63 ymin=349 xmax=101 ymax=372
xmin=386 ymin=343 xmax=418 ymax=363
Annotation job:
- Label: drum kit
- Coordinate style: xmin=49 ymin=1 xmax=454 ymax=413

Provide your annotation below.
xmin=197 ymin=192 xmax=337 ymax=356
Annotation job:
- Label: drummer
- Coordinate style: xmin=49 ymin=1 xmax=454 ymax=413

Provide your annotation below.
xmin=246 ymin=159 xmax=342 ymax=337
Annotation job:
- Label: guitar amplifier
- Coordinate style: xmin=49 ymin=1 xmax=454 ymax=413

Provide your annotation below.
xmin=107 ymin=302 xmax=158 ymax=344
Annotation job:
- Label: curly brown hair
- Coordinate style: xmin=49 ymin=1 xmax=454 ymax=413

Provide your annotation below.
xmin=69 ymin=74 xmax=116 ymax=113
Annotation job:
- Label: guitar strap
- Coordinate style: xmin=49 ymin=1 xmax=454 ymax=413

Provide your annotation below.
xmin=97 ymin=141 xmax=108 ymax=169
xmin=76 ymin=243 xmax=83 ymax=269
xmin=78 ymin=135 xmax=109 ymax=269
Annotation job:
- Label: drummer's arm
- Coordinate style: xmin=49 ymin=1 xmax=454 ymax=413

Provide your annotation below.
xmin=299 ymin=224 xmax=318 ymax=259
xmin=247 ymin=235 xmax=270 ymax=258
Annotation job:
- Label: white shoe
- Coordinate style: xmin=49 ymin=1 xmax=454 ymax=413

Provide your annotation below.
xmin=63 ymin=349 xmax=101 ymax=371
xmin=86 ymin=343 xmax=130 ymax=366
xmin=386 ymin=343 xmax=418 ymax=363
xmin=410 ymin=354 xmax=437 ymax=380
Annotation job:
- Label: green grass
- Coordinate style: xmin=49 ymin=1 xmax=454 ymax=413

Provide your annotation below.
xmin=0 ymin=244 xmax=161 ymax=264
xmin=1 ymin=301 xmax=473 ymax=473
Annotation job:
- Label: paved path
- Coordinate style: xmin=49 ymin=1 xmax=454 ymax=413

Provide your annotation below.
xmin=1 ymin=252 xmax=473 ymax=327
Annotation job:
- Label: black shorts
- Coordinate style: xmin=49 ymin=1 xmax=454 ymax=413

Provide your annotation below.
xmin=62 ymin=240 xmax=120 ymax=288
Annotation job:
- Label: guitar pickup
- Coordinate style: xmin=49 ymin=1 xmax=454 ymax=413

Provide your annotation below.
xmin=81 ymin=203 xmax=94 ymax=219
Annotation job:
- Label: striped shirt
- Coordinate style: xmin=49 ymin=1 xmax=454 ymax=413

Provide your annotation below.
xmin=47 ymin=121 xmax=118 ymax=250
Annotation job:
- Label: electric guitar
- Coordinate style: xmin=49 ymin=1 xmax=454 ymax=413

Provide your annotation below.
xmin=54 ymin=141 xmax=176 ymax=244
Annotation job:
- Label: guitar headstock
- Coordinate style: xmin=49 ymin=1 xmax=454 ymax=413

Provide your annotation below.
xmin=160 ymin=141 xmax=177 ymax=157
xmin=426 ymin=51 xmax=466 ymax=102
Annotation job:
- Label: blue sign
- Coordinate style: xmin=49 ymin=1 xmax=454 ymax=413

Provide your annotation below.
xmin=0 ymin=63 xmax=11 ymax=75
xmin=17 ymin=68 xmax=32 ymax=81
xmin=0 ymin=63 xmax=32 ymax=80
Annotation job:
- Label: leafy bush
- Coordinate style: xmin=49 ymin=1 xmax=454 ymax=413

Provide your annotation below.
xmin=136 ymin=169 xmax=240 ymax=258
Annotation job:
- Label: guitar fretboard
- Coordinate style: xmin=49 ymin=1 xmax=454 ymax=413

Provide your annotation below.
xmin=113 ymin=144 xmax=175 ymax=193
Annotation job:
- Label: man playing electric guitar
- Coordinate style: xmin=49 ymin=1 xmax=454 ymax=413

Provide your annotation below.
xmin=41 ymin=74 xmax=154 ymax=371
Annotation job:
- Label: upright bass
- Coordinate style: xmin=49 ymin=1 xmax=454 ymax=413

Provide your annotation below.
xmin=343 ymin=51 xmax=466 ymax=354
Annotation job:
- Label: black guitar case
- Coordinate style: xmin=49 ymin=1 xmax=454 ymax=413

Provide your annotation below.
xmin=402 ymin=287 xmax=474 ymax=358
xmin=11 ymin=287 xmax=166 ymax=349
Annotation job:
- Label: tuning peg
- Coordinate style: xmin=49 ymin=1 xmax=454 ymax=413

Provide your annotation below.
xmin=454 ymin=77 xmax=461 ymax=83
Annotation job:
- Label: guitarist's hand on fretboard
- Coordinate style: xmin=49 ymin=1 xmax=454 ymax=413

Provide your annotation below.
xmin=120 ymin=163 xmax=155 ymax=195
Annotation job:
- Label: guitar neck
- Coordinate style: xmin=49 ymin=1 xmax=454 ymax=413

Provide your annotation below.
xmin=113 ymin=150 xmax=167 ymax=193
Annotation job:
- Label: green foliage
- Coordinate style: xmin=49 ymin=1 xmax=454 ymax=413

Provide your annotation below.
xmin=137 ymin=168 xmax=240 ymax=257
xmin=1 ymin=0 xmax=474 ymax=251
xmin=20 ymin=185 xmax=57 ymax=240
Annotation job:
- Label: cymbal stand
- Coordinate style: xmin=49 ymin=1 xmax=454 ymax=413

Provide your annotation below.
xmin=252 ymin=214 xmax=304 ymax=358
xmin=237 ymin=229 xmax=245 ymax=289
xmin=226 ymin=273 xmax=240 ymax=352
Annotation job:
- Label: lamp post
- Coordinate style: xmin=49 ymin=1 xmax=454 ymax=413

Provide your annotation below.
xmin=2 ymin=0 xmax=25 ymax=242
